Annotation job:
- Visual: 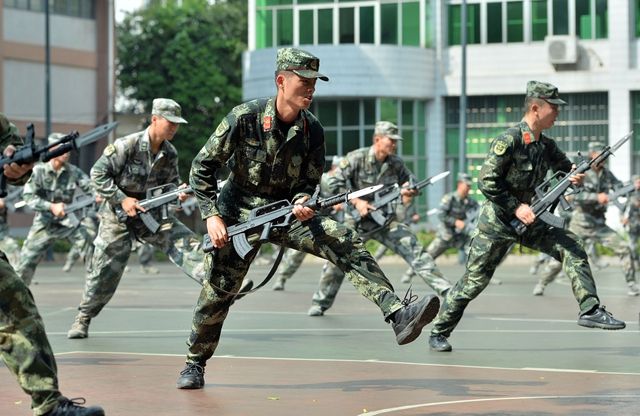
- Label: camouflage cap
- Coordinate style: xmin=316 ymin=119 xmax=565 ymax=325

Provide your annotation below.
xmin=152 ymin=98 xmax=188 ymax=124
xmin=276 ymin=48 xmax=329 ymax=81
xmin=457 ymin=172 xmax=472 ymax=184
xmin=374 ymin=121 xmax=403 ymax=141
xmin=588 ymin=141 xmax=605 ymax=153
xmin=48 ymin=132 xmax=66 ymax=146
xmin=526 ymin=81 xmax=567 ymax=105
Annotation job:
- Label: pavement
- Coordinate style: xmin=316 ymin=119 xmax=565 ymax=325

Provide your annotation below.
xmin=2 ymin=254 xmax=640 ymax=415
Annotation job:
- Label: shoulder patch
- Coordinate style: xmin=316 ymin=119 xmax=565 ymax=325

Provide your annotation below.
xmin=215 ymin=118 xmax=230 ymax=137
xmin=103 ymin=144 xmax=116 ymax=156
xmin=492 ymin=139 xmax=508 ymax=156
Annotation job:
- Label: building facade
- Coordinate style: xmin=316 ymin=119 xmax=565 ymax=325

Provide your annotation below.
xmin=244 ymin=0 xmax=640 ymax=212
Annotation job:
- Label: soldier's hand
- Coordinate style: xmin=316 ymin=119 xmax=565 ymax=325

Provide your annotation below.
xmin=515 ymin=203 xmax=535 ymax=225
xmin=568 ymin=165 xmax=585 ymax=187
xmin=50 ymin=202 xmax=65 ymax=218
xmin=0 ymin=198 xmax=4 ymax=209
xmin=121 ymin=197 xmax=145 ymax=217
xmin=206 ymin=215 xmax=228 ymax=249
xmin=597 ymin=192 xmax=609 ymax=205
xmin=454 ymin=219 xmax=465 ymax=231
xmin=3 ymin=145 xmax=33 ymax=180
xmin=292 ymin=195 xmax=315 ymax=222
xmin=401 ymin=182 xmax=418 ymax=197
xmin=352 ymin=198 xmax=375 ymax=217
xmin=178 ymin=183 xmax=190 ymax=202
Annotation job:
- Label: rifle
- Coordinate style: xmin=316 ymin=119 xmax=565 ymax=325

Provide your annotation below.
xmin=609 ymin=182 xmax=636 ymax=210
xmin=202 ymin=184 xmax=383 ymax=259
xmin=0 ymin=122 xmax=118 ymax=197
xmin=115 ymin=184 xmax=194 ymax=233
xmin=510 ymin=132 xmax=633 ymax=235
xmin=351 ymin=171 xmax=450 ymax=229
xmin=61 ymin=195 xmax=96 ymax=227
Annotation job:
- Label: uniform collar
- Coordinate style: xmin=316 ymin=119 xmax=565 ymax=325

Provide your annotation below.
xmin=519 ymin=121 xmax=537 ymax=145
xmin=265 ymin=97 xmax=308 ymax=140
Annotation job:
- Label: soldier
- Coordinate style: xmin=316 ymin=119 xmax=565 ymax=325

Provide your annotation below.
xmin=427 ymin=172 xmax=479 ymax=263
xmin=14 ymin=133 xmax=98 ymax=286
xmin=532 ymin=142 xmax=639 ymax=297
xmin=623 ymin=175 xmax=640 ymax=270
xmin=306 ymin=120 xmax=453 ymax=317
xmin=0 ymin=113 xmax=104 ymax=415
xmin=271 ymin=155 xmax=345 ymax=291
xmin=428 ymin=81 xmax=625 ymax=353
xmin=137 ymin=243 xmax=160 ymax=274
xmin=176 ymin=48 xmax=440 ymax=390
xmin=0 ymin=185 xmax=22 ymax=267
xmin=66 ymin=98 xmax=207 ymax=339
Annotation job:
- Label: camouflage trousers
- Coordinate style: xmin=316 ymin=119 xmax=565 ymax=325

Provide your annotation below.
xmin=15 ymin=217 xmax=94 ymax=285
xmin=137 ymin=243 xmax=155 ymax=267
xmin=373 ymin=243 xmax=414 ymax=281
xmin=538 ymin=220 xmax=636 ymax=287
xmin=75 ymin=209 xmax=205 ymax=319
xmin=431 ymin=205 xmax=600 ymax=338
xmin=276 ymin=248 xmax=307 ymax=281
xmin=0 ymin=226 xmax=20 ymax=268
xmin=310 ymin=220 xmax=452 ymax=312
xmin=427 ymin=232 xmax=471 ymax=260
xmin=0 ymin=251 xmax=61 ymax=416
xmin=185 ymin=215 xmax=403 ymax=366
xmin=64 ymin=217 xmax=98 ymax=270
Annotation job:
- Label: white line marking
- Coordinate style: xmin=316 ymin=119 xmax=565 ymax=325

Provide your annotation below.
xmin=357 ymin=395 xmax=640 ymax=416
xmin=52 ymin=351 xmax=640 ymax=377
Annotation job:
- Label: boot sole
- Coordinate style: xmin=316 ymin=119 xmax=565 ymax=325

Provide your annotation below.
xmin=577 ymin=320 xmax=626 ymax=330
xmin=396 ymin=296 xmax=441 ymax=345
xmin=176 ymin=382 xmax=204 ymax=389
xmin=67 ymin=331 xmax=88 ymax=339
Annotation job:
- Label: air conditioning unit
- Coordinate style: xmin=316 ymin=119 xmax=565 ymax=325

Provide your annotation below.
xmin=545 ymin=35 xmax=578 ymax=64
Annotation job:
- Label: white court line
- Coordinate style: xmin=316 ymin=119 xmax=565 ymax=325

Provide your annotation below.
xmin=357 ymin=394 xmax=640 ymax=416
xmin=52 ymin=351 xmax=640 ymax=377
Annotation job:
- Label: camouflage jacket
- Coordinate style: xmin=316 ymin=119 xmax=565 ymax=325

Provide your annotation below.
xmin=479 ymin=120 xmax=572 ymax=223
xmin=436 ymin=191 xmax=479 ymax=238
xmin=190 ymin=97 xmax=325 ymax=219
xmin=0 ymin=112 xmax=30 ymax=187
xmin=91 ymin=128 xmax=181 ymax=210
xmin=624 ymin=192 xmax=640 ymax=235
xmin=572 ymin=167 xmax=622 ymax=222
xmin=22 ymin=161 xmax=94 ymax=223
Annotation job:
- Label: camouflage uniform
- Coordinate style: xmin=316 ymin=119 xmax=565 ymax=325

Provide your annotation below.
xmin=308 ymin=125 xmax=452 ymax=315
xmin=427 ymin=176 xmax=479 ymax=261
xmin=184 ymin=101 xmax=410 ymax=367
xmin=71 ymin=98 xmax=204 ymax=326
xmin=0 ymin=114 xmax=62 ymax=415
xmin=430 ymin=82 xmax=618 ymax=345
xmin=536 ymin=153 xmax=638 ymax=295
xmin=14 ymin=159 xmax=96 ymax=285
xmin=0 ymin=187 xmax=21 ymax=268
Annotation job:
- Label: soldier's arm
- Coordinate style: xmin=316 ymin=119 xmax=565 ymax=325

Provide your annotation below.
xmin=21 ymin=167 xmax=50 ymax=212
xmin=438 ymin=194 xmax=455 ymax=228
xmin=478 ymin=135 xmax=520 ymax=215
xmin=190 ymin=113 xmax=237 ymax=219
xmin=1 ymin=115 xmax=31 ymax=185
xmin=75 ymin=165 xmax=95 ymax=197
xmin=90 ymin=140 xmax=130 ymax=204
xmin=291 ymin=123 xmax=324 ymax=203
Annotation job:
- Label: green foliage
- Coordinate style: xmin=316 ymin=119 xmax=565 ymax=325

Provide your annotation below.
xmin=117 ymin=0 xmax=247 ymax=179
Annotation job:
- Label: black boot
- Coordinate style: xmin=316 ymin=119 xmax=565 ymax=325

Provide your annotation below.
xmin=577 ymin=305 xmax=625 ymax=330
xmin=176 ymin=362 xmax=205 ymax=389
xmin=428 ymin=334 xmax=452 ymax=352
xmin=391 ymin=290 xmax=440 ymax=345
xmin=45 ymin=397 xmax=104 ymax=416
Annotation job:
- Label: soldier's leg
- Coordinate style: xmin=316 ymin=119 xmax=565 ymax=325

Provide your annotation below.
xmin=376 ymin=222 xmax=452 ymax=296
xmin=430 ymin=232 xmax=512 ymax=340
xmin=426 ymin=236 xmax=450 ymax=260
xmin=71 ymin=213 xmax=132 ymax=337
xmin=0 ymin=232 xmax=20 ymax=268
xmin=373 ymin=243 xmax=388 ymax=261
xmin=533 ymin=258 xmax=563 ymax=295
xmin=273 ymin=248 xmax=307 ymax=290
xmin=66 ymin=220 xmax=96 ymax=275
xmin=138 ymin=243 xmax=154 ymax=266
xmin=14 ymin=221 xmax=54 ymax=286
xmin=0 ymin=252 xmax=61 ymax=415
xmin=525 ymin=226 xmax=599 ymax=314
xmin=309 ymin=260 xmax=346 ymax=314
xmin=593 ymin=226 xmax=637 ymax=295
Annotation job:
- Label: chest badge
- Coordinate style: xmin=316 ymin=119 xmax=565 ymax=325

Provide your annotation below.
xmin=263 ymin=116 xmax=272 ymax=131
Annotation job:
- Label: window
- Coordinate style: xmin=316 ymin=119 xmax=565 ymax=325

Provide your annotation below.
xmin=276 ymin=8 xmax=293 ymax=45
xmin=339 ymin=7 xmax=355 ymax=44
xmin=299 ymin=9 xmax=314 ymax=45
xmin=448 ymin=3 xmax=481 ymax=46
xmin=360 ymin=6 xmax=374 ymax=44
xmin=531 ymin=0 xmax=548 ymax=41
xmin=256 ymin=9 xmax=273 ymax=48
xmin=552 ymin=0 xmax=569 ymax=35
xmin=5 ymin=0 xmax=93 ymax=18
xmin=506 ymin=1 xmax=523 ymax=43
xmin=595 ymin=0 xmax=608 ymax=39
xmin=402 ymin=1 xmax=420 ymax=46
xmin=318 ymin=8 xmax=333 ymax=44
xmin=381 ymin=3 xmax=398 ymax=45
xmin=487 ymin=2 xmax=502 ymax=43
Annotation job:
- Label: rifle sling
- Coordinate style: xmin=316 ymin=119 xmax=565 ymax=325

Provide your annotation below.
xmin=206 ymin=245 xmax=286 ymax=298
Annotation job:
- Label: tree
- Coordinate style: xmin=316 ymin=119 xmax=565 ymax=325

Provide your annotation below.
xmin=117 ymin=0 xmax=247 ymax=179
